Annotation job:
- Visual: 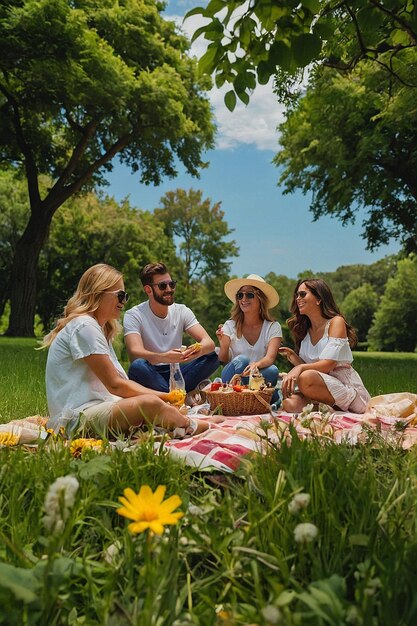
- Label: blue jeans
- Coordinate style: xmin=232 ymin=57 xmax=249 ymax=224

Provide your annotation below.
xmin=221 ymin=355 xmax=280 ymax=404
xmin=128 ymin=352 xmax=219 ymax=393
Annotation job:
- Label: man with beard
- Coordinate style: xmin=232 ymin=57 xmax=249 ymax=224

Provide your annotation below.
xmin=124 ymin=262 xmax=219 ymax=392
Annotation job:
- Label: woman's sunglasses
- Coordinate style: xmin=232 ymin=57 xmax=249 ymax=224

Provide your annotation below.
xmin=150 ymin=280 xmax=177 ymax=291
xmin=295 ymin=290 xmax=308 ymax=299
xmin=236 ymin=291 xmax=256 ymax=300
xmin=107 ymin=290 xmax=129 ymax=303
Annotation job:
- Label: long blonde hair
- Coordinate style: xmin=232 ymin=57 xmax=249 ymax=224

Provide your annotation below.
xmin=230 ymin=286 xmax=274 ymax=337
xmin=42 ymin=264 xmax=123 ymax=347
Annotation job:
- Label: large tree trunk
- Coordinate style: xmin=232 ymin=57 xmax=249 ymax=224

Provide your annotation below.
xmin=5 ymin=210 xmax=52 ymax=337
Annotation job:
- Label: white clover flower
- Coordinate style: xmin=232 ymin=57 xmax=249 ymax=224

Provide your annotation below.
xmin=294 ymin=522 xmax=318 ymax=544
xmin=261 ymin=604 xmax=282 ymax=624
xmin=43 ymin=475 xmax=79 ymax=535
xmin=103 ymin=541 xmax=122 ymax=566
xmin=288 ymin=492 xmax=311 ymax=515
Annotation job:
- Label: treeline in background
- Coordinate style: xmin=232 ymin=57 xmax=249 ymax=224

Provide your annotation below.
xmin=1 ymin=168 xmax=416 ymax=353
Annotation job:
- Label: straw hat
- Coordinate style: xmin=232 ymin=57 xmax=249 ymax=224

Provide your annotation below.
xmin=224 ymin=274 xmax=279 ymax=308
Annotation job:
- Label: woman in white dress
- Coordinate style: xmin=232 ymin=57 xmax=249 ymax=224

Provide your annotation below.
xmin=43 ymin=264 xmax=208 ymax=438
xmin=216 ymin=274 xmax=282 ymax=397
xmin=279 ymin=278 xmax=371 ymax=414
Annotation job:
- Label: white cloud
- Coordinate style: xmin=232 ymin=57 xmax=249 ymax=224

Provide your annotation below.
xmin=171 ymin=13 xmax=284 ymax=152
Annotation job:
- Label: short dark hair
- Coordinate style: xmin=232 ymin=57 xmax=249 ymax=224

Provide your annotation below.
xmin=140 ymin=263 xmax=169 ymax=286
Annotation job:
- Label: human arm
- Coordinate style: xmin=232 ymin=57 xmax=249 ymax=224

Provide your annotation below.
xmin=241 ymin=336 xmax=282 ymax=376
xmin=84 ymin=353 xmax=172 ymax=401
xmin=281 ymin=317 xmax=348 ymax=397
xmin=124 ymin=333 xmax=188 ymax=365
xmin=216 ymin=323 xmax=231 ymax=364
xmin=182 ymin=323 xmax=215 ymax=361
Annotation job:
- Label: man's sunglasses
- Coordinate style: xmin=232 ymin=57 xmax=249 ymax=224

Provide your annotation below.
xmin=108 ymin=290 xmax=129 ymax=303
xmin=296 ymin=290 xmax=308 ymax=299
xmin=150 ymin=280 xmax=177 ymax=291
xmin=236 ymin=291 xmax=256 ymax=300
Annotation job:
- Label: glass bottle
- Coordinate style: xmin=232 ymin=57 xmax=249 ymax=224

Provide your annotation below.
xmin=169 ymin=362 xmax=186 ymax=392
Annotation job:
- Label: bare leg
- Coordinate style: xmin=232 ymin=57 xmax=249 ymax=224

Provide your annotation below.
xmin=109 ymin=394 xmax=209 ymax=435
xmin=282 ymin=394 xmax=309 ymax=413
xmin=298 ymin=371 xmax=335 ymax=405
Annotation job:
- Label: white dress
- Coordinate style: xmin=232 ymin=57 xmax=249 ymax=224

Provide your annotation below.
xmin=299 ymin=320 xmax=371 ymax=413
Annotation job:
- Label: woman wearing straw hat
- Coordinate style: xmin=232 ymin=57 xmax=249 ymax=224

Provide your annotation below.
xmin=217 ymin=274 xmax=282 ymax=400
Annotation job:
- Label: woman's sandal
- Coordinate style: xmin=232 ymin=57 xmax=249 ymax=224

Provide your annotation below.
xmin=172 ymin=417 xmax=208 ymax=439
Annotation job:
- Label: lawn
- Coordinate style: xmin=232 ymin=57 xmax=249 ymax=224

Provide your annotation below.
xmin=1 ymin=339 xmax=417 ymax=625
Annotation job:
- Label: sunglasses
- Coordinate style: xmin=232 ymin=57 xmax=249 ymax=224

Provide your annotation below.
xmin=296 ymin=290 xmax=308 ymax=299
xmin=107 ymin=290 xmax=129 ymax=303
xmin=150 ymin=280 xmax=177 ymax=291
xmin=237 ymin=291 xmax=256 ymax=300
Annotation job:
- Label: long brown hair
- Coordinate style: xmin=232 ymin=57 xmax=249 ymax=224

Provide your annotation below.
xmin=287 ymin=278 xmax=357 ymax=350
xmin=230 ymin=286 xmax=275 ymax=337
xmin=42 ymin=264 xmax=123 ymax=347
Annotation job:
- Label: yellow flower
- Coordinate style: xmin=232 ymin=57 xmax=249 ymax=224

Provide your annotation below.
xmin=0 ymin=432 xmax=19 ymax=447
xmin=117 ymin=485 xmax=184 ymax=535
xmin=69 ymin=438 xmax=103 ymax=457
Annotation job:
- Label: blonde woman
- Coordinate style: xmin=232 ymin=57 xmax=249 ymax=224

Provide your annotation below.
xmin=217 ymin=274 xmax=282 ymax=400
xmin=43 ymin=264 xmax=208 ymax=437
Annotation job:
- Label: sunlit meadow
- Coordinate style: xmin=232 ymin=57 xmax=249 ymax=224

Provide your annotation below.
xmin=1 ymin=339 xmax=417 ymax=625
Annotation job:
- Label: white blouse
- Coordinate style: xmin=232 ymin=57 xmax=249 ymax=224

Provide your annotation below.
xmin=299 ymin=320 xmax=353 ymax=365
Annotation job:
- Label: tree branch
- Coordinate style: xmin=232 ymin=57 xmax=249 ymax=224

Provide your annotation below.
xmin=0 ymin=81 xmax=41 ymax=209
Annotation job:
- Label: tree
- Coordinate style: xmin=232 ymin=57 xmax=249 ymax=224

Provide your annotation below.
xmin=368 ymin=255 xmax=417 ymax=351
xmin=187 ymin=0 xmax=417 ymax=108
xmin=0 ymin=0 xmax=214 ymax=336
xmin=0 ymin=168 xmax=28 ymax=318
xmin=342 ymin=283 xmax=378 ymax=343
xmin=275 ymin=61 xmax=417 ymax=252
xmin=37 ymin=193 xmax=176 ymax=331
xmin=154 ymin=188 xmax=239 ymax=289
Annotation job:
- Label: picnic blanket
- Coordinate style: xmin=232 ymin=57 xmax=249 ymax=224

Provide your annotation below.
xmin=1 ymin=393 xmax=417 ymax=473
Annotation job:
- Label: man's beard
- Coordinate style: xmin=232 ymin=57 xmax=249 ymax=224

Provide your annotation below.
xmin=152 ymin=288 xmax=175 ymax=306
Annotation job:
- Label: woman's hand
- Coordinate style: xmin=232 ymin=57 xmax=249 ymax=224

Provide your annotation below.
xmin=215 ymin=324 xmax=224 ymax=340
xmin=278 ymin=346 xmax=303 ymax=366
xmin=242 ymin=362 xmax=258 ymax=377
xmin=281 ymin=365 xmax=304 ymax=398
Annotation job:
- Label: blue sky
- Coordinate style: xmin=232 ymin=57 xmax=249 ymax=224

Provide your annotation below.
xmin=106 ymin=0 xmax=400 ymax=279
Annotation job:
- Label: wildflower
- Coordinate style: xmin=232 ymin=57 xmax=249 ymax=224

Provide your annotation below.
xmin=43 ymin=475 xmax=79 ymax=535
xmin=294 ymin=522 xmax=318 ymax=544
xmin=117 ymin=485 xmax=184 ymax=535
xmin=288 ymin=492 xmax=311 ymax=515
xmin=70 ymin=438 xmax=103 ymax=457
xmin=103 ymin=540 xmax=122 ymax=565
xmin=261 ymin=605 xmax=282 ymax=624
xmin=0 ymin=432 xmax=19 ymax=447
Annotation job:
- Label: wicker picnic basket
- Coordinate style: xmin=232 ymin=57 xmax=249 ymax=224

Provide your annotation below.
xmin=204 ymin=376 xmax=274 ymax=416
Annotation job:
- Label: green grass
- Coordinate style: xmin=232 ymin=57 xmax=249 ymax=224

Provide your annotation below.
xmin=353 ymin=351 xmax=417 ymax=396
xmin=2 ymin=339 xmax=417 ymax=624
xmin=0 ymin=338 xmax=47 ymax=423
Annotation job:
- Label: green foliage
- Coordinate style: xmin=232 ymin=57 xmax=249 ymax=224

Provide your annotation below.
xmin=2 ymin=420 xmax=417 ymax=623
xmin=342 ymin=283 xmax=378 ymax=343
xmin=1 ymin=0 xmax=215 ymax=335
xmin=276 ymin=61 xmax=417 ymax=252
xmin=368 ymin=255 xmax=417 ymax=352
xmin=187 ymin=0 xmax=417 ymax=107
xmin=154 ymin=188 xmax=239 ymax=286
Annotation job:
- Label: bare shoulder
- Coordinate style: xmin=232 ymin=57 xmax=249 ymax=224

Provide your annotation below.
xmin=328 ymin=315 xmax=348 ymax=337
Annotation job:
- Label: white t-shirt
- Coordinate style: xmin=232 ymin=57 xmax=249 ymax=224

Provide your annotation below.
xmin=46 ymin=315 xmax=127 ymax=420
xmin=123 ymin=301 xmax=198 ymax=364
xmin=222 ymin=319 xmax=282 ymax=362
